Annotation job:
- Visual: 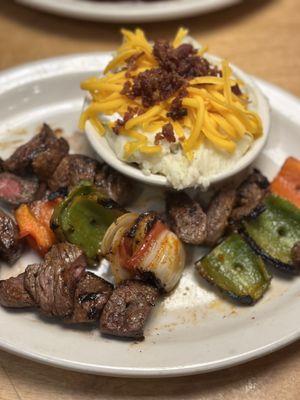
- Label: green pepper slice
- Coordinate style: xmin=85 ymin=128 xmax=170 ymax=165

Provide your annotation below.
xmin=242 ymin=194 xmax=300 ymax=273
xmin=196 ymin=233 xmax=271 ymax=304
xmin=51 ymin=182 xmax=124 ymax=265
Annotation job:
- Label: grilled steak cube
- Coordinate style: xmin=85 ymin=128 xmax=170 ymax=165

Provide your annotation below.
xmin=205 ymin=188 xmax=236 ymax=246
xmin=94 ymin=164 xmax=133 ymax=205
xmin=100 ymin=280 xmax=159 ymax=339
xmin=0 ymin=273 xmax=35 ymax=308
xmin=0 ymin=209 xmax=22 ymax=264
xmin=231 ymin=169 xmax=269 ymax=221
xmin=0 ymin=172 xmax=39 ymax=206
xmin=292 ymin=242 xmax=300 ymax=269
xmin=24 ymin=243 xmax=87 ymax=318
xmin=70 ymin=272 xmax=113 ymax=323
xmin=166 ymin=191 xmax=207 ymax=245
xmin=48 ymin=154 xmax=98 ymax=192
xmin=4 ymin=124 xmax=69 ymax=180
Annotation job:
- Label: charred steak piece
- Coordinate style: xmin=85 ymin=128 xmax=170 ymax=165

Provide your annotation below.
xmin=0 ymin=209 xmax=22 ymax=264
xmin=49 ymin=154 xmax=134 ymax=205
xmin=0 ymin=172 xmax=39 ymax=206
xmin=0 ymin=273 xmax=35 ymax=308
xmin=166 ymin=191 xmax=207 ymax=245
xmin=24 ymin=243 xmax=87 ymax=318
xmin=100 ymin=280 xmax=159 ymax=339
xmin=4 ymin=124 xmax=69 ymax=180
xmin=48 ymin=154 xmax=98 ymax=192
xmin=70 ymin=272 xmax=113 ymax=323
xmin=205 ymin=188 xmax=236 ymax=246
xmin=291 ymin=242 xmax=300 ymax=269
xmin=231 ymin=169 xmax=269 ymax=221
xmin=94 ymin=164 xmax=133 ymax=205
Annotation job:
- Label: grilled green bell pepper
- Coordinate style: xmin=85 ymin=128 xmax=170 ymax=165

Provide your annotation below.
xmin=196 ymin=233 xmax=271 ymax=304
xmin=242 ymin=194 xmax=300 ymax=273
xmin=51 ymin=182 xmax=124 ymax=265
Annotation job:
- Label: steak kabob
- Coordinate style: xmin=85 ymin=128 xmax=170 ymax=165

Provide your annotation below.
xmin=0 ymin=124 xmax=185 ymax=339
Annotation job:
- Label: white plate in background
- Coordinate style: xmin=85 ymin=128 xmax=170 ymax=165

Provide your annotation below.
xmin=0 ymin=53 xmax=299 ymax=377
xmin=16 ymin=0 xmax=241 ymax=23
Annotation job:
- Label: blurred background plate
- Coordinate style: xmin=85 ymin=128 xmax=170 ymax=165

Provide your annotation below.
xmin=16 ymin=0 xmax=242 ymax=22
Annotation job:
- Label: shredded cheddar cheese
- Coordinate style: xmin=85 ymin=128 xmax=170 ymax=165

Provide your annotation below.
xmin=79 ymin=28 xmax=263 ymax=160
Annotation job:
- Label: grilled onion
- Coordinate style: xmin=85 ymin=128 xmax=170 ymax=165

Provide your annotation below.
xmin=102 ymin=212 xmax=186 ymax=292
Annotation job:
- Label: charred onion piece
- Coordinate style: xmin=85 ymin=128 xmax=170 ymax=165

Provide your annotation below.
xmin=51 ymin=182 xmax=124 ymax=265
xmin=102 ymin=212 xmax=185 ymax=292
xmin=242 ymin=194 xmax=300 ymax=273
xmin=196 ymin=233 xmax=271 ymax=304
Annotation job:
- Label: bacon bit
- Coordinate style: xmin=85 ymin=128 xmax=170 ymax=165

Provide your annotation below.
xmin=123 ymin=68 xmax=185 ymax=108
xmin=153 ymin=40 xmax=220 ymax=79
xmin=167 ymin=88 xmax=188 ymax=120
xmin=155 ymin=123 xmax=176 ymax=145
xmin=113 ymin=106 xmax=141 ymax=134
xmin=232 ymin=84 xmax=242 ymax=96
xmin=121 ymin=39 xmax=221 ymax=109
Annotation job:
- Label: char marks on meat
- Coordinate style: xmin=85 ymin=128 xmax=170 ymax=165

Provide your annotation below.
xmin=205 ymin=188 xmax=236 ymax=246
xmin=70 ymin=272 xmax=113 ymax=323
xmin=166 ymin=191 xmax=207 ymax=245
xmin=48 ymin=154 xmax=98 ymax=192
xmin=0 ymin=273 xmax=35 ymax=308
xmin=100 ymin=280 xmax=159 ymax=339
xmin=291 ymin=242 xmax=300 ymax=269
xmin=231 ymin=169 xmax=269 ymax=221
xmin=0 ymin=244 xmax=113 ymax=323
xmin=0 ymin=209 xmax=22 ymax=264
xmin=24 ymin=243 xmax=86 ymax=318
xmin=4 ymin=124 xmax=69 ymax=180
xmin=0 ymin=172 xmax=39 ymax=206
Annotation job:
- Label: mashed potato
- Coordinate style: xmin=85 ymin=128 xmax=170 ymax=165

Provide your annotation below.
xmin=80 ymin=29 xmax=262 ymax=189
xmin=103 ymin=113 xmax=253 ymax=189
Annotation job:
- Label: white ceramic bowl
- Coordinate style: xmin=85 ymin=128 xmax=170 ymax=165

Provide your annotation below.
xmin=85 ymin=54 xmax=270 ymax=188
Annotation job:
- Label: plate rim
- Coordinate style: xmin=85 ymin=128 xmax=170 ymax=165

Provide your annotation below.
xmin=0 ymin=52 xmax=299 ymax=377
xmin=16 ymin=0 xmax=241 ymax=22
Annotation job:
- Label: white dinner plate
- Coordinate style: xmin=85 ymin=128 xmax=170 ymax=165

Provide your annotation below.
xmin=16 ymin=0 xmax=241 ymax=22
xmin=0 ymin=53 xmax=299 ymax=378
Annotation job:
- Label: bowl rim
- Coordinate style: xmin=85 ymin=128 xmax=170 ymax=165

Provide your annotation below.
xmin=85 ymin=53 xmax=271 ymax=189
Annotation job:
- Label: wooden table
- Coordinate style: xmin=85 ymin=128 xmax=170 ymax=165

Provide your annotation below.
xmin=0 ymin=0 xmax=299 ymax=399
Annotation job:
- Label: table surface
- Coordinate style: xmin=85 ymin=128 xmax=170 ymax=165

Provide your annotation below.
xmin=0 ymin=0 xmax=299 ymax=399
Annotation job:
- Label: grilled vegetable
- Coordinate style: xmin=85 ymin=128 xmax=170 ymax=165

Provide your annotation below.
xmin=15 ymin=199 xmax=61 ymax=255
xmin=196 ymin=233 xmax=271 ymax=304
xmin=242 ymin=194 xmax=300 ymax=272
xmin=271 ymin=157 xmax=300 ymax=208
xmin=51 ymin=182 xmax=123 ymax=265
xmin=102 ymin=212 xmax=186 ymax=292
